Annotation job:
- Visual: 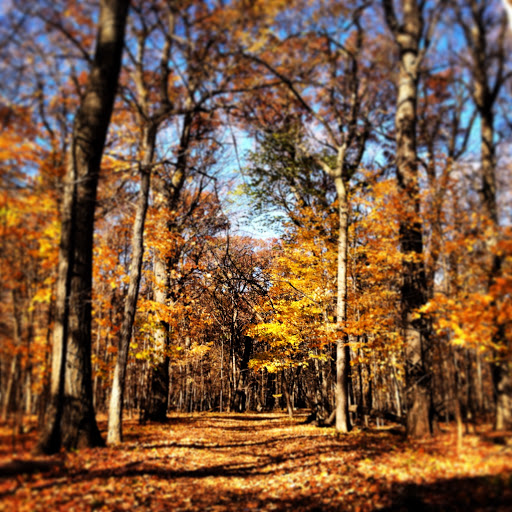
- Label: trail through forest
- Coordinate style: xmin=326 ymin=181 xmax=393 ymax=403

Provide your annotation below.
xmin=1 ymin=413 xmax=512 ymax=511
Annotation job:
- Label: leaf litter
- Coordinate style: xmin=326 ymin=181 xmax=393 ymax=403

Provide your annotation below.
xmin=1 ymin=413 xmax=512 ymax=511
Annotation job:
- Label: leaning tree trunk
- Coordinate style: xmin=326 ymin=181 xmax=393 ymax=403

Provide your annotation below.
xmin=107 ymin=125 xmax=154 ymax=444
xmin=382 ymin=0 xmax=432 ymax=437
xmin=36 ymin=0 xmax=130 ymax=454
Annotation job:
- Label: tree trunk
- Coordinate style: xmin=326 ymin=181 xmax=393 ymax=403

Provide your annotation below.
xmin=282 ymin=369 xmax=294 ymax=418
xmin=461 ymin=2 xmax=511 ymax=430
xmin=36 ymin=0 xmax=129 ymax=454
xmin=141 ymin=111 xmax=192 ymax=422
xmin=480 ymin=112 xmax=510 ymax=430
xmin=107 ymin=126 xmax=154 ymax=444
xmin=334 ymin=176 xmax=351 ymax=433
xmin=494 ymin=360 xmax=512 ymax=430
xmin=449 ymin=348 xmax=464 ymax=452
xmin=382 ymin=0 xmax=432 ymax=438
xmin=2 ymin=356 xmax=19 ymax=421
xmin=3 ymin=290 xmax=23 ymax=420
xmin=142 ymin=255 xmax=171 ymax=422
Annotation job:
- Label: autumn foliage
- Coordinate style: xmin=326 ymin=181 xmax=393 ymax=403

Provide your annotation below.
xmin=1 ymin=0 xmax=512 ymax=508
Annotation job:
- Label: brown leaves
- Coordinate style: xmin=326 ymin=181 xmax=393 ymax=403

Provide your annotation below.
xmin=2 ymin=414 xmax=512 ymax=511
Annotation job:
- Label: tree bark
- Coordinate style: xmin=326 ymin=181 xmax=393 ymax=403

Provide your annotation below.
xmin=2 ymin=291 xmax=22 ymax=420
xmin=479 ymin=60 xmax=510 ymax=432
xmin=382 ymin=0 xmax=432 ymax=437
xmin=142 ymin=256 xmax=171 ymax=422
xmin=142 ymin=112 xmax=191 ymax=422
xmin=2 ymin=356 xmax=19 ymax=421
xmin=334 ymin=176 xmax=351 ymax=433
xmin=281 ymin=369 xmax=294 ymax=418
xmin=36 ymin=0 xmax=130 ymax=454
xmin=108 ymin=0 xmax=176 ymax=434
xmin=107 ymin=125 xmax=154 ymax=444
xmin=493 ymin=359 xmax=512 ymax=430
xmin=457 ymin=0 xmax=511 ymax=430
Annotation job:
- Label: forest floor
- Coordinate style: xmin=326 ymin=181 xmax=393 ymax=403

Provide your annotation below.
xmin=1 ymin=412 xmax=512 ymax=511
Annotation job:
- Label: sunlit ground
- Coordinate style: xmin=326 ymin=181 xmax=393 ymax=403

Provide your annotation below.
xmin=1 ymin=412 xmax=512 ymax=511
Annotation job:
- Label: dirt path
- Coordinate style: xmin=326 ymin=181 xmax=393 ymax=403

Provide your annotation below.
xmin=1 ymin=413 xmax=512 ymax=511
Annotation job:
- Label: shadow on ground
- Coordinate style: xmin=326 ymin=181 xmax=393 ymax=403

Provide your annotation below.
xmin=1 ymin=413 xmax=512 ymax=511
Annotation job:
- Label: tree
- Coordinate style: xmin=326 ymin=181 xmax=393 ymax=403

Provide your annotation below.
xmin=135 ymin=185 xmax=228 ymax=414
xmin=36 ymin=0 xmax=130 ymax=454
xmin=247 ymin=206 xmax=338 ymax=418
xmin=381 ymin=0 xmax=438 ymax=437
xmin=242 ymin=1 xmax=391 ymax=431
xmin=0 ymin=1 xmax=97 ymax=429
xmin=452 ymin=0 xmax=512 ymax=430
xmin=107 ymin=0 xmax=175 ymax=445
xmin=200 ymin=234 xmax=270 ymax=412
xmin=139 ymin=0 xmax=248 ymax=422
